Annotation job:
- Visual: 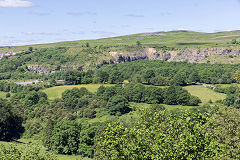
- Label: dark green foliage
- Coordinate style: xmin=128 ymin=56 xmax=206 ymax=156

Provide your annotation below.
xmin=136 ymin=41 xmax=141 ymax=46
xmin=0 ymin=81 xmax=23 ymax=93
xmin=222 ymin=85 xmax=240 ymax=108
xmin=85 ymin=42 xmax=90 ymax=47
xmin=172 ymin=72 xmax=187 ymax=86
xmin=231 ymin=39 xmax=239 ymax=44
xmin=144 ymin=86 xmax=164 ymax=104
xmin=93 ymin=71 xmax=109 ymax=83
xmin=163 ymin=86 xmax=180 ymax=105
xmin=50 ymin=121 xmax=81 ymax=154
xmin=62 ymin=87 xmax=92 ymax=109
xmin=0 ymin=98 xmax=24 ymax=141
xmin=98 ymin=84 xmax=200 ymax=106
xmin=214 ymin=84 xmax=238 ymax=94
xmin=224 ymin=92 xmax=240 ymax=108
xmin=23 ymin=119 xmax=43 ymax=138
xmin=124 ymin=83 xmax=145 ymax=103
xmin=143 ymin=69 xmax=155 ymax=84
xmin=97 ymin=60 xmax=238 ymax=85
xmin=48 ymin=60 xmax=239 ymax=87
xmin=43 ymin=119 xmax=55 ymax=149
xmin=47 ymin=120 xmax=97 ymax=157
xmin=64 ymin=70 xmax=83 ymax=85
xmin=149 ymin=75 xmax=170 ymax=85
xmin=107 ymin=95 xmax=131 ymax=115
xmin=24 ymin=91 xmax=39 ymax=106
xmin=97 ymin=85 xmax=122 ymax=101
xmin=188 ymin=96 xmax=202 ymax=106
xmin=108 ymin=70 xmax=123 ymax=84
xmin=28 ymin=47 xmax=33 ymax=52
xmin=163 ymin=85 xmax=200 ymax=106
xmin=96 ymin=86 xmax=106 ymax=97
xmin=188 ymin=72 xmax=199 ymax=84
xmin=78 ymin=126 xmax=97 ymax=158
xmin=24 ymin=91 xmax=47 ymax=107
xmin=5 ymin=92 xmax=11 ymax=98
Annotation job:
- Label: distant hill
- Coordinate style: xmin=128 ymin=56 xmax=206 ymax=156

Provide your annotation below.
xmin=0 ymin=30 xmax=240 ymax=73
xmin=0 ymin=46 xmax=9 ymax=48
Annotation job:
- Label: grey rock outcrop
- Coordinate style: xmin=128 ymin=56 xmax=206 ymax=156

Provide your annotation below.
xmin=0 ymin=52 xmax=17 ymax=59
xmin=108 ymin=47 xmax=240 ymax=64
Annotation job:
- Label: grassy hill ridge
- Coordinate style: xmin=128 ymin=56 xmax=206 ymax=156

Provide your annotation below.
xmin=0 ymin=30 xmax=240 ymax=77
xmin=2 ymin=30 xmax=240 ymax=51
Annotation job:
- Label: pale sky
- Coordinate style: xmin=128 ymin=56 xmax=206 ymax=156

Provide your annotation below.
xmin=0 ymin=0 xmax=240 ymax=46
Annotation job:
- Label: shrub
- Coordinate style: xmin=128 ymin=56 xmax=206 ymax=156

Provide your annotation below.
xmin=0 ymin=144 xmax=57 ymax=160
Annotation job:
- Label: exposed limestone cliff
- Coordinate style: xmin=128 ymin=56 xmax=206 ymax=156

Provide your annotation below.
xmin=108 ymin=47 xmax=240 ymax=63
xmin=27 ymin=65 xmax=84 ymax=74
xmin=25 ymin=47 xmax=240 ymax=74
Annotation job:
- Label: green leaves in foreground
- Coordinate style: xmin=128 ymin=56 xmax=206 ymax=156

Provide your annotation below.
xmin=96 ymin=109 xmax=223 ymax=159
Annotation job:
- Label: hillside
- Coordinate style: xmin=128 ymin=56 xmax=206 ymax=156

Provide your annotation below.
xmin=0 ymin=30 xmax=240 ymax=76
xmin=1 ymin=30 xmax=240 ymax=159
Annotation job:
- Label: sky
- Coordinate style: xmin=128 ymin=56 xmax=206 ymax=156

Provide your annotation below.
xmin=0 ymin=0 xmax=240 ymax=46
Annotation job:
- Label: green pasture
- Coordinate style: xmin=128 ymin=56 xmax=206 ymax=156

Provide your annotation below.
xmin=43 ymin=84 xmax=227 ymax=103
xmin=184 ymin=85 xmax=226 ymax=103
xmin=43 ymin=84 xmax=113 ymax=100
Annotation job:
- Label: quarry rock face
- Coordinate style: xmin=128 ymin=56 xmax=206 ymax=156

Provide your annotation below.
xmin=27 ymin=65 xmax=49 ymax=74
xmin=108 ymin=47 xmax=240 ymax=63
xmin=27 ymin=65 xmax=85 ymax=74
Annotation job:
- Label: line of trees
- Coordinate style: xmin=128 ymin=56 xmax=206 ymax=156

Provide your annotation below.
xmin=50 ymin=60 xmax=239 ymax=86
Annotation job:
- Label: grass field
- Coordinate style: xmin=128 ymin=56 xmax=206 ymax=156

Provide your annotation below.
xmin=43 ymin=84 xmax=227 ymax=103
xmin=43 ymin=84 xmax=113 ymax=100
xmin=184 ymin=85 xmax=226 ymax=103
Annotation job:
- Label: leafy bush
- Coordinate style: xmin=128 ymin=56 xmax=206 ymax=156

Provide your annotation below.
xmin=0 ymin=144 xmax=57 ymax=160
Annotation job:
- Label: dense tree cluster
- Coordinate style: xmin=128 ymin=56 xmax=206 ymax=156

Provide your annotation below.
xmin=224 ymin=87 xmax=240 ymax=108
xmin=50 ymin=60 xmax=238 ymax=86
xmin=0 ymin=98 xmax=24 ymax=141
xmin=96 ymin=60 xmax=238 ymax=85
